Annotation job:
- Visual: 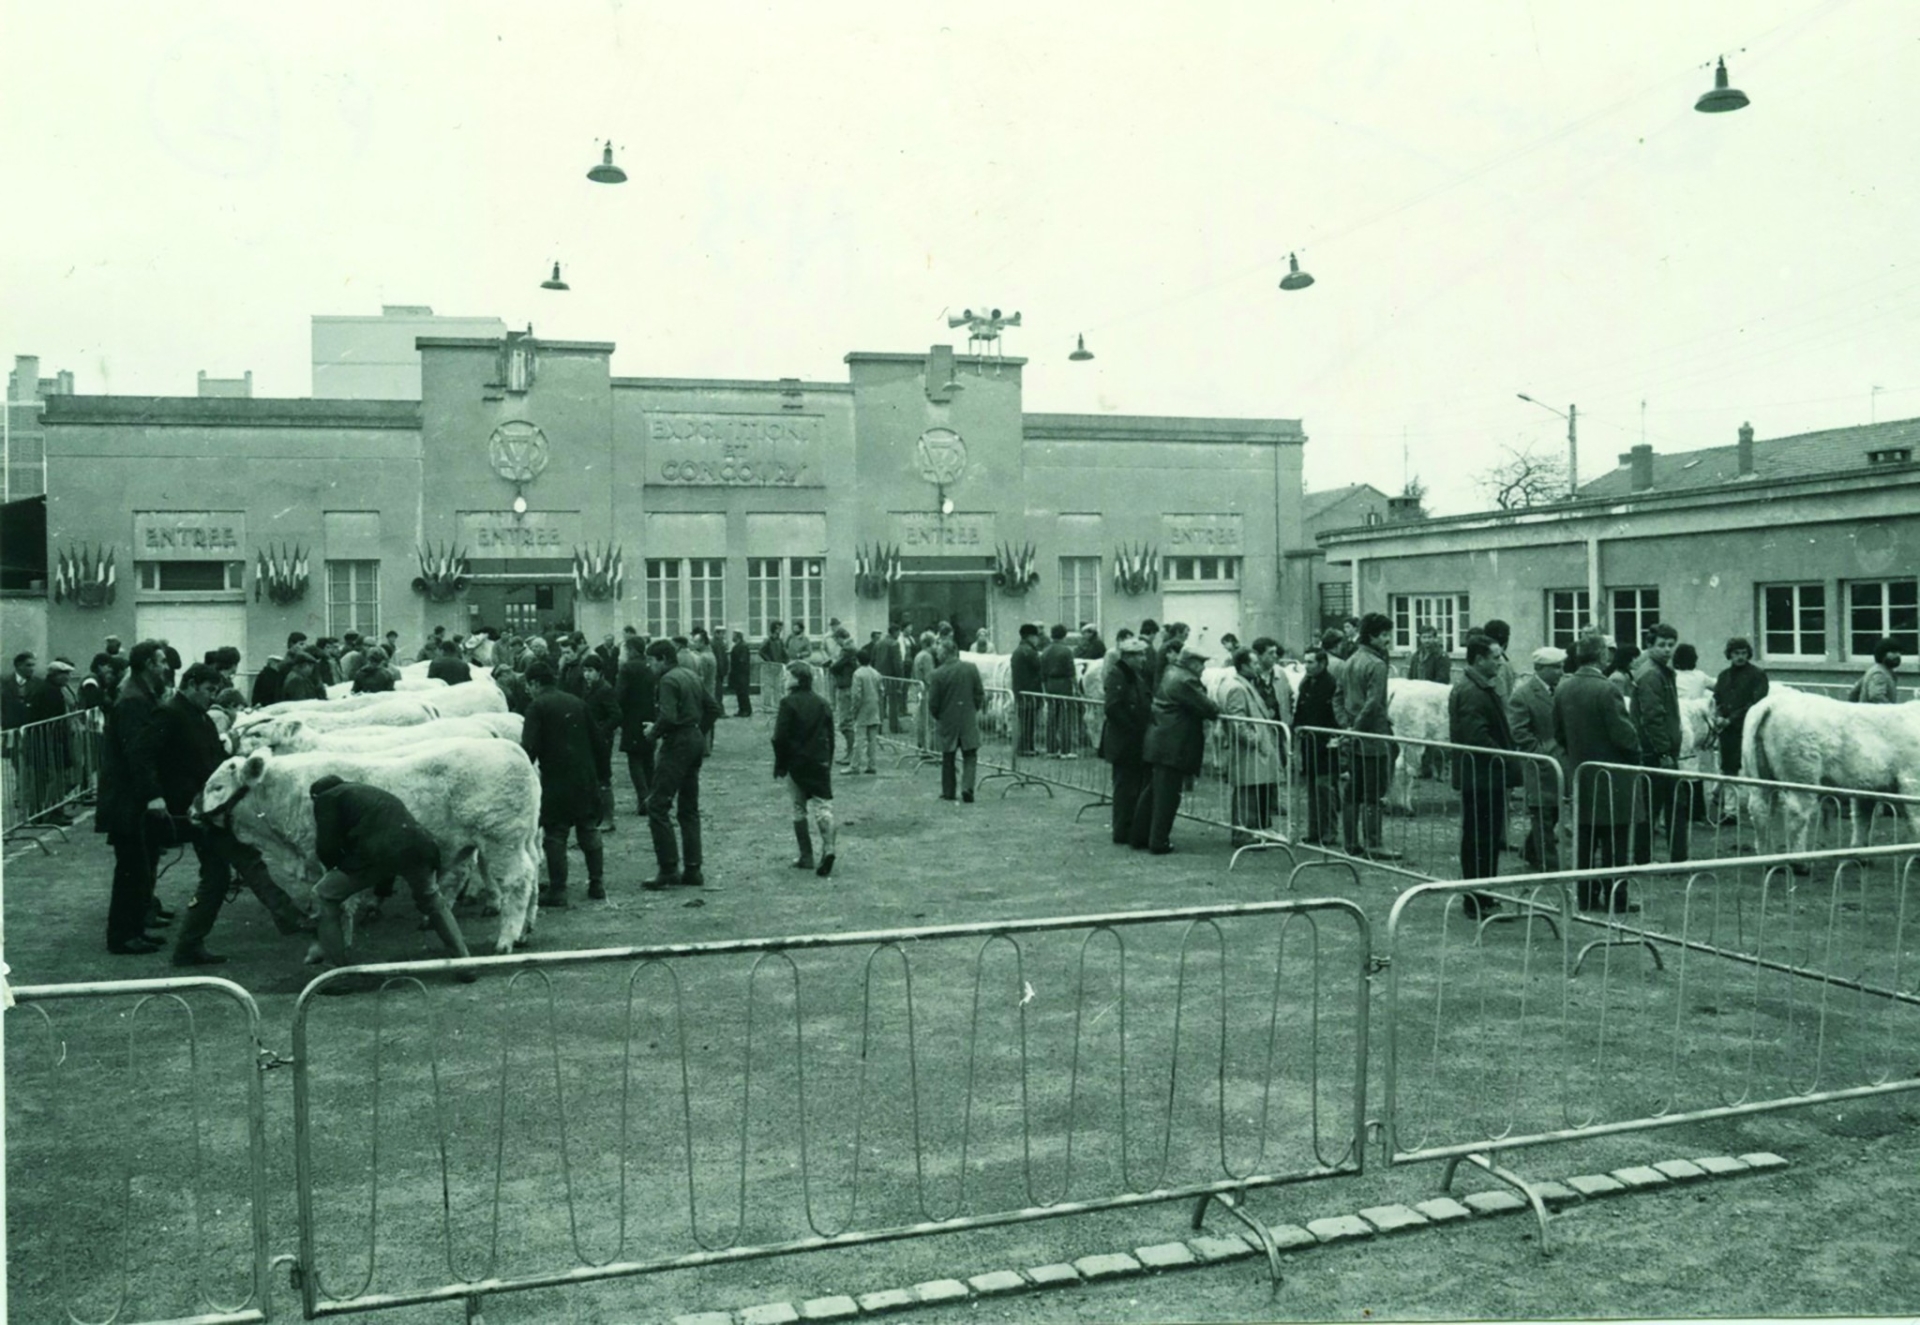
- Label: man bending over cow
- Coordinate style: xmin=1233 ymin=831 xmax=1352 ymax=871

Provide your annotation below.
xmin=308 ymin=775 xmax=475 ymax=988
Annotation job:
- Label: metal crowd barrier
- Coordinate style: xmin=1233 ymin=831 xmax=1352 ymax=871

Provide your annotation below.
xmin=1382 ymin=844 xmax=1920 ymax=1253
xmin=288 ymin=899 xmax=1372 ymax=1315
xmin=1571 ymin=760 xmax=1920 ymax=876
xmin=1288 ymin=727 xmax=1566 ymax=885
xmin=2 ymin=707 xmax=101 ymax=846
xmin=6 ymin=976 xmax=276 ymax=1324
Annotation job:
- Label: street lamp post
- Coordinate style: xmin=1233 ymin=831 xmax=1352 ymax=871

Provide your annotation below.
xmin=1516 ymin=394 xmax=1578 ymax=497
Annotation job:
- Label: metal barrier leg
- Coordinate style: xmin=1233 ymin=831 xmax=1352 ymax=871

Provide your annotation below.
xmin=1229 ymin=838 xmax=1297 ymax=873
xmin=1464 ymin=1153 xmax=1553 ymax=1259
xmin=1072 ymin=793 xmax=1112 ymax=822
xmin=1193 ymin=1191 xmax=1283 ymax=1294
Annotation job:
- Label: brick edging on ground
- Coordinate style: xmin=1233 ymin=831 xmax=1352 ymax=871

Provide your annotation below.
xmin=667 ymin=1152 xmax=1790 ymax=1325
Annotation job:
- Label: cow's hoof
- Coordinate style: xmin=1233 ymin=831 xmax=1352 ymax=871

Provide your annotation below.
xmin=303 ymin=943 xmax=325 ymax=965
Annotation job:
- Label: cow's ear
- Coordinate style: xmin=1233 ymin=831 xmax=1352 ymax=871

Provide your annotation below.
xmin=242 ymin=751 xmax=269 ymax=783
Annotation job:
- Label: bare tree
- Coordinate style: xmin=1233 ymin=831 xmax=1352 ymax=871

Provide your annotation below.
xmin=1477 ymin=443 xmax=1569 ymax=510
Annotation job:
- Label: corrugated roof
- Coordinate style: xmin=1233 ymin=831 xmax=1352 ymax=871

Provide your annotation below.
xmin=1579 ymin=416 xmax=1920 ymax=498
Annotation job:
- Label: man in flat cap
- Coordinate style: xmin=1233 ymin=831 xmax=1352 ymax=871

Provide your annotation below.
xmin=1508 ymin=645 xmax=1568 ymax=873
xmin=1131 ymin=645 xmax=1219 ymax=854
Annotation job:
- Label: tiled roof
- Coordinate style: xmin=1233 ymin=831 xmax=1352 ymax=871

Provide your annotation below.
xmin=1578 ymin=417 xmax=1920 ymax=498
xmin=1303 ymin=483 xmax=1389 ymax=521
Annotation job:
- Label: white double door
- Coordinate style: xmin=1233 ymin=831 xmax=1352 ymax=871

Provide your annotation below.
xmin=133 ymin=604 xmax=249 ymax=672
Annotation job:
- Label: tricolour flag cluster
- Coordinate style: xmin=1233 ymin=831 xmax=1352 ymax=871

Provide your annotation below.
xmin=573 ymin=543 xmax=625 ymax=601
xmin=52 ymin=544 xmax=115 ymax=606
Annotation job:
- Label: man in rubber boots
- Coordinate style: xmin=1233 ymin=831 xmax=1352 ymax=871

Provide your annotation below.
xmin=643 ymin=638 xmax=720 ymax=890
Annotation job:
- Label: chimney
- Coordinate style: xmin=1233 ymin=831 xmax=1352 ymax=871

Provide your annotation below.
xmin=1386 ymin=494 xmax=1427 ymax=523
xmin=925 ymin=344 xmax=956 ymax=403
xmin=1737 ymin=421 xmax=1754 ymax=475
xmin=1629 ymin=444 xmax=1655 ymax=492
xmin=12 ymin=354 xmax=40 ymax=403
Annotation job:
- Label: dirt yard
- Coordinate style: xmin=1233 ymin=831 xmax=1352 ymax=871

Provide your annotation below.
xmin=5 ymin=712 xmax=1918 ymax=1324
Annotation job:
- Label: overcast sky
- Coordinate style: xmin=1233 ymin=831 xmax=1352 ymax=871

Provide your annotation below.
xmin=4 ymin=0 xmax=1914 ymax=514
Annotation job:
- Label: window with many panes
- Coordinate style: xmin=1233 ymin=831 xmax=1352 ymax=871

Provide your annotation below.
xmin=1317 ymin=581 xmax=1353 ymax=635
xmin=325 ymin=561 xmax=380 ymax=637
xmin=1162 ymin=555 xmax=1239 ymax=583
xmin=138 ymin=560 xmax=246 ymax=593
xmin=1545 ymin=589 xmax=1592 ymax=650
xmin=1389 ymin=593 xmax=1471 ymax=653
xmin=1846 ymin=578 xmax=1918 ymax=658
xmin=746 ymin=556 xmax=824 ymax=637
xmin=645 ymin=557 xmax=728 ymax=639
xmin=1058 ymin=556 xmax=1100 ymax=632
xmin=1610 ymin=587 xmax=1661 ymax=648
xmin=1760 ymin=583 xmax=1826 ymax=660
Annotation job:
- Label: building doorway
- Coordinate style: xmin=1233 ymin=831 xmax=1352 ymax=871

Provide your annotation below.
xmin=890 ymin=577 xmax=987 ymax=646
xmin=1162 ymin=589 xmax=1242 ymax=656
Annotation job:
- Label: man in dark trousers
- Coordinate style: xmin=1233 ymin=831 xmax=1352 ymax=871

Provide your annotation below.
xmin=1010 ymin=623 xmax=1044 ymax=757
xmin=877 ymin=624 xmax=908 ymax=734
xmin=615 ymin=635 xmax=656 ymax=814
xmin=159 ymin=664 xmax=312 ymax=964
xmin=1630 ymin=622 xmax=1689 ymax=865
xmin=308 ymin=775 xmax=473 ymax=985
xmin=427 ymin=638 xmax=473 ymax=686
xmin=1554 ymin=632 xmax=1642 ymax=913
xmin=643 ymin=638 xmax=720 ymax=889
xmin=772 ymin=660 xmax=838 ymax=875
xmin=1099 ymin=635 xmax=1154 ymax=845
xmin=94 ymin=640 xmax=174 ymax=954
xmin=1039 ymin=623 xmax=1078 ymax=756
xmin=1710 ymin=636 xmax=1768 ymax=795
xmin=925 ymin=638 xmax=986 ymax=803
xmin=579 ymin=653 xmax=622 ymax=833
xmin=728 ymin=629 xmax=754 ymax=717
xmin=1131 ymin=646 xmax=1220 ymax=854
xmin=522 ymin=660 xmax=607 ymax=904
xmin=1334 ymin=612 xmax=1399 ymax=861
xmin=1449 ymin=634 xmax=1514 ymax=918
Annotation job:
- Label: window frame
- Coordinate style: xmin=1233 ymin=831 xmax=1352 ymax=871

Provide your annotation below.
xmin=1058 ymin=556 xmax=1101 ymax=633
xmin=1844 ymin=577 xmax=1919 ymax=660
xmin=1162 ymin=554 xmax=1240 ymax=584
xmin=1544 ymin=588 xmax=1592 ymax=651
xmin=1758 ymin=582 xmax=1828 ymax=662
xmin=1389 ymin=592 xmax=1471 ymax=654
xmin=324 ymin=559 xmax=380 ymax=638
xmin=644 ymin=556 xmax=729 ymax=639
xmin=746 ymin=555 xmax=825 ymax=638
xmin=1609 ymin=586 xmax=1662 ymax=649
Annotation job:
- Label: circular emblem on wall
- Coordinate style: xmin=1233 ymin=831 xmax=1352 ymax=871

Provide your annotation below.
xmin=916 ymin=427 xmax=968 ymax=486
xmin=1854 ymin=521 xmax=1898 ymax=573
xmin=489 ymin=420 xmax=550 ymax=485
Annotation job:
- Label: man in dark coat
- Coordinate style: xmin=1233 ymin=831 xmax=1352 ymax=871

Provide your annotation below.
xmin=772 ymin=660 xmax=837 ymax=875
xmin=1334 ymin=613 xmax=1399 ymax=861
xmin=1039 ymin=624 xmax=1078 ymax=756
xmin=157 ymin=663 xmax=312 ymax=964
xmin=925 ymin=639 xmax=986 ymax=803
xmin=1293 ymin=648 xmax=1342 ymax=846
xmin=1554 ymin=633 xmax=1642 ymax=913
xmin=308 ymin=775 xmax=473 ymax=983
xmin=1099 ymin=636 xmax=1154 ymax=845
xmin=1630 ymin=622 xmax=1690 ymax=865
xmin=1010 ymin=623 xmax=1044 ymax=757
xmin=642 ymin=638 xmax=721 ymax=889
xmin=1449 ymin=634 xmax=1515 ymax=917
xmin=94 ymin=641 xmax=175 ymax=953
xmin=427 ymin=638 xmax=473 ymax=686
xmin=1710 ymin=636 xmax=1769 ymax=786
xmin=877 ymin=624 xmax=908 ymax=733
xmin=728 ymin=630 xmax=754 ymax=717
xmin=1131 ymin=646 xmax=1220 ymax=854
xmin=522 ymin=660 xmax=607 ymax=904
xmin=615 ymin=635 xmax=656 ymax=813
xmin=580 ymin=653 xmax=622 ymax=833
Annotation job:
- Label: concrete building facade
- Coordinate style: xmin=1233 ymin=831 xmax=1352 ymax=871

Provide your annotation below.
xmin=312 ymin=305 xmax=509 ymax=400
xmin=1317 ymin=420 xmax=1920 ymax=687
xmin=40 ymin=329 xmax=1310 ymax=672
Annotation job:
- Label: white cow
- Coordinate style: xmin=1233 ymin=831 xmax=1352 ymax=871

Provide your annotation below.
xmin=233 ymin=681 xmax=509 ymax=751
xmin=1385 ymin=677 xmax=1450 ymax=813
xmin=324 ymin=660 xmax=492 ymax=701
xmin=254 ymin=711 xmax=523 ymax=754
xmin=1741 ymin=689 xmax=1920 ymax=860
xmin=194 ymin=740 xmax=542 ymax=955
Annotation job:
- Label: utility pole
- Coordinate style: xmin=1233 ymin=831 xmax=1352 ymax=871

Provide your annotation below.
xmin=1567 ymin=403 xmax=1578 ymax=496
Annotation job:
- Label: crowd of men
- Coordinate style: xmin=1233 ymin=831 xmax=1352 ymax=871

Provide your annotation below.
xmin=8 ymin=607 xmax=1908 ymax=966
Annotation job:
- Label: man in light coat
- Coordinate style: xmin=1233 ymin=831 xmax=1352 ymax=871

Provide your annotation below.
xmin=848 ymin=646 xmax=884 ymax=774
xmin=910 ymin=631 xmax=939 ymax=753
xmin=1507 ymin=646 xmax=1567 ymax=873
xmin=1218 ymin=647 xmax=1280 ymax=846
xmin=1333 ymin=612 xmax=1399 ymax=861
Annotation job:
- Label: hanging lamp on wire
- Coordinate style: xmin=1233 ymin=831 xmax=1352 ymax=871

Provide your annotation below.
xmin=1695 ymin=57 xmax=1749 ymax=113
xmin=1068 ymin=333 xmax=1094 ymax=362
xmin=1278 ymin=252 xmax=1315 ymax=291
xmin=587 ymin=140 xmax=628 ymax=183
xmin=540 ymin=262 xmax=570 ymax=291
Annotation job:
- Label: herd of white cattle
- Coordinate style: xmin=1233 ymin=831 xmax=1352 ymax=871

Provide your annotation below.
xmin=189 ymin=656 xmax=1916 ymax=964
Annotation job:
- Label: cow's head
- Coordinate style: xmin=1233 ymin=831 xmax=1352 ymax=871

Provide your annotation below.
xmin=228 ymin=715 xmax=305 ymax=755
xmin=193 ymin=750 xmax=272 ymax=824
